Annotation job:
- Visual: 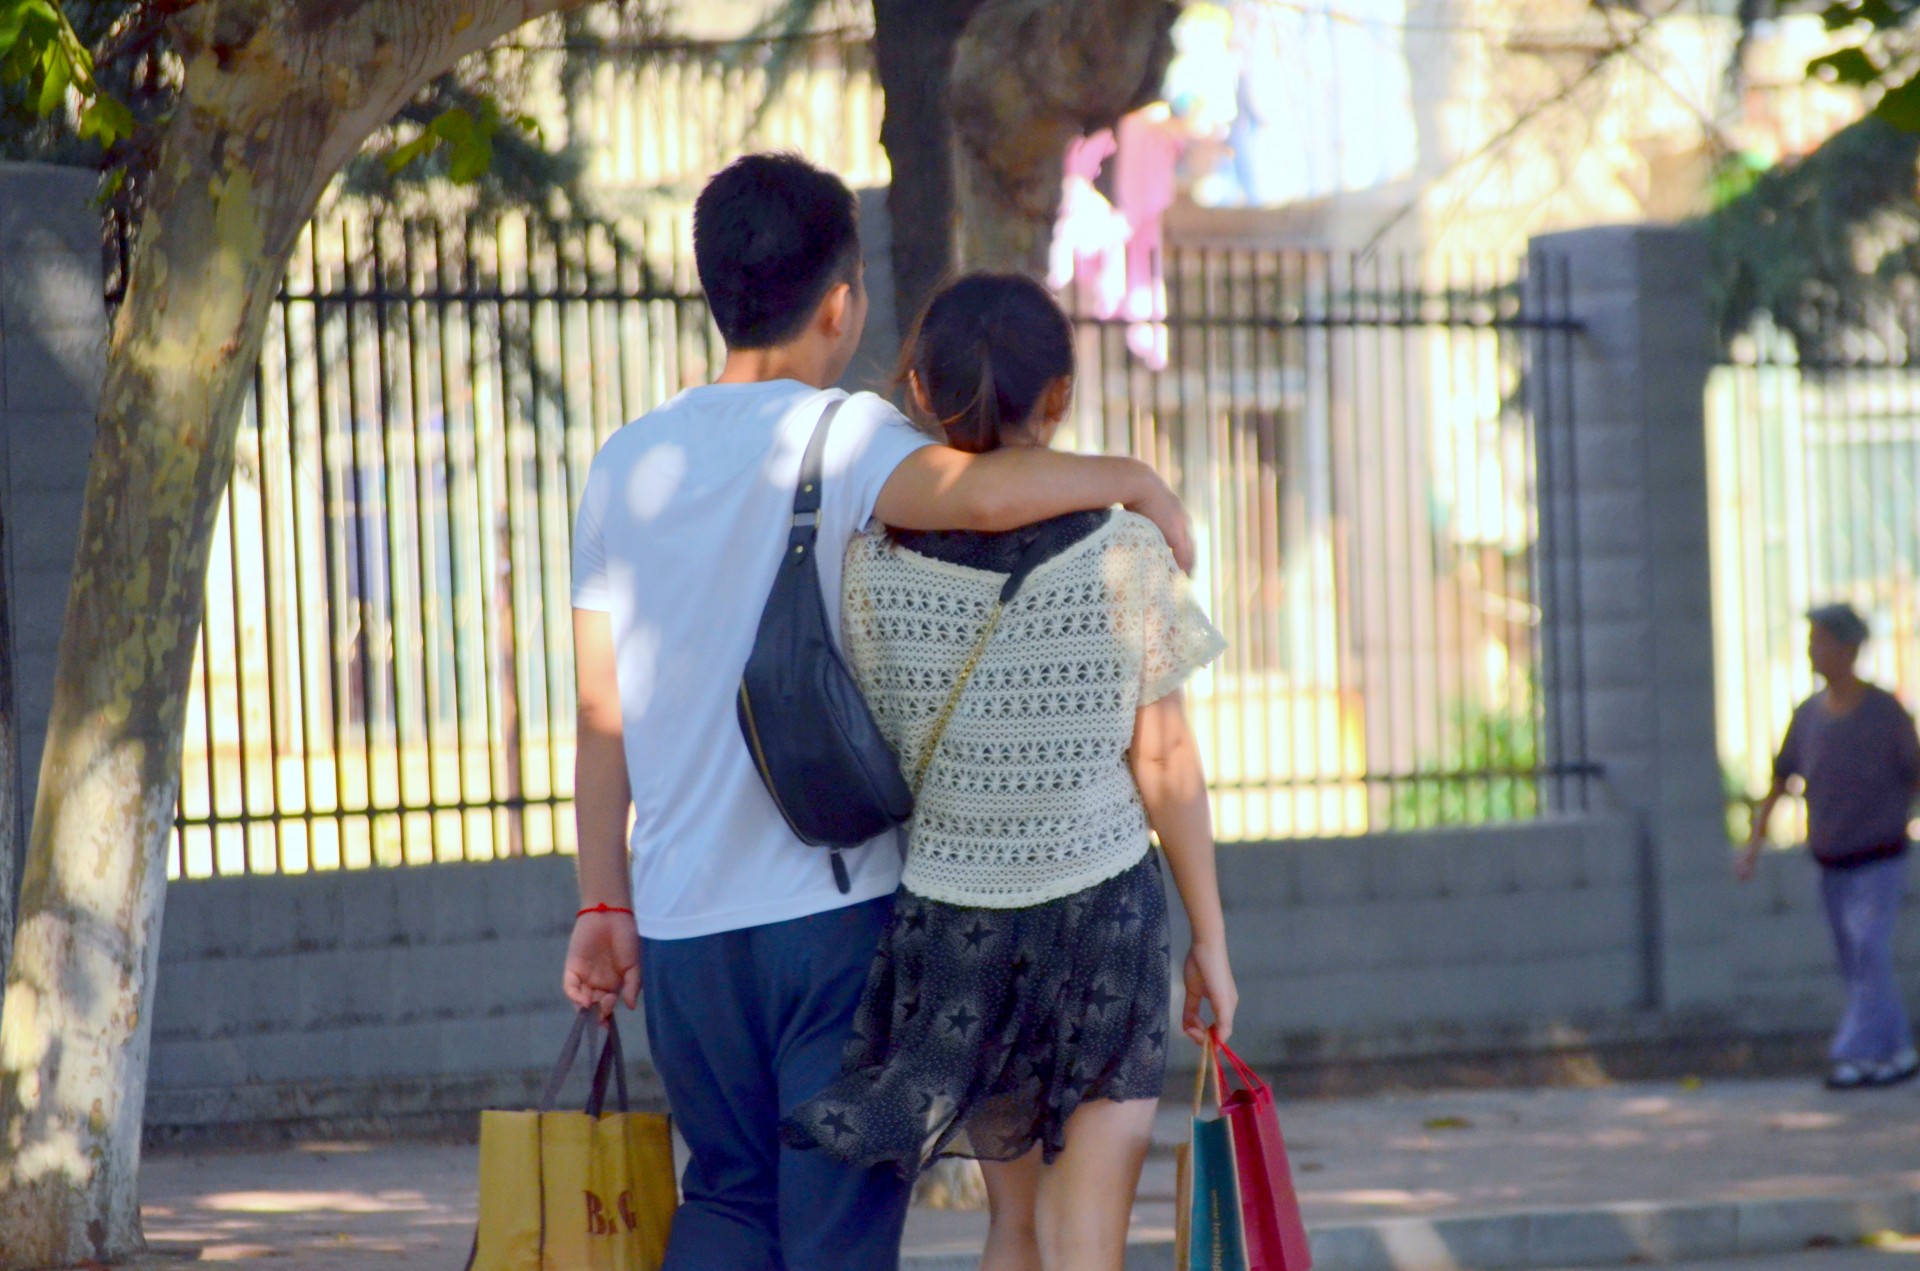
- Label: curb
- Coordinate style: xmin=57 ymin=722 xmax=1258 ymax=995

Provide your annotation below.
xmin=902 ymin=1190 xmax=1920 ymax=1271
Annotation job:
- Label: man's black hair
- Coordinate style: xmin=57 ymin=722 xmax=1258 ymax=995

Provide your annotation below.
xmin=693 ymin=153 xmax=861 ymax=350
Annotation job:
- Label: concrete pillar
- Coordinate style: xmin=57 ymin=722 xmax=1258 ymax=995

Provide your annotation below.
xmin=0 ymin=163 xmax=106 ymax=925
xmin=1530 ymin=224 xmax=1730 ymax=1011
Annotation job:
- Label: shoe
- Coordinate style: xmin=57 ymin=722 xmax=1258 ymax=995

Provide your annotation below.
xmin=1867 ymin=1050 xmax=1920 ymax=1088
xmin=1826 ymin=1061 xmax=1871 ymax=1090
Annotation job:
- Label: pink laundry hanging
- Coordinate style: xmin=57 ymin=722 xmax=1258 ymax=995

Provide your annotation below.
xmin=1114 ymin=107 xmax=1184 ymax=371
xmin=1049 ymin=130 xmax=1130 ymax=320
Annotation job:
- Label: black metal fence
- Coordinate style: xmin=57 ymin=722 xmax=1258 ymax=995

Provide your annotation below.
xmin=1061 ymin=250 xmax=1587 ymax=840
xmin=167 ymin=216 xmax=1586 ymax=878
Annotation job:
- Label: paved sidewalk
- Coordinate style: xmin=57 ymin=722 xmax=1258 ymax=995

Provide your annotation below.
xmin=139 ymin=1075 xmax=1920 ymax=1268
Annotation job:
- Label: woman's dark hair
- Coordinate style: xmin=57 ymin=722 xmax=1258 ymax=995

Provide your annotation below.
xmin=693 ymin=153 xmax=861 ymax=350
xmin=898 ymin=273 xmax=1075 ymax=452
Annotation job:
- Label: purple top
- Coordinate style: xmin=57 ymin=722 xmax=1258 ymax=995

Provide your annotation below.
xmin=1774 ymin=685 xmax=1920 ymax=867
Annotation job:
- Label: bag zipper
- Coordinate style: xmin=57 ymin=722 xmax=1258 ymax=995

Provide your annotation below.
xmin=739 ymin=683 xmax=851 ymax=892
xmin=739 ymin=683 xmax=806 ymax=839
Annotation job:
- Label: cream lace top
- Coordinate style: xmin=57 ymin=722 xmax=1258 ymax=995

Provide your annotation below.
xmin=843 ymin=511 xmax=1226 ymax=908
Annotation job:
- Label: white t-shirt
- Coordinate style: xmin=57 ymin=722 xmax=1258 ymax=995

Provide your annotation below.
xmin=571 ymin=381 xmax=933 ymax=939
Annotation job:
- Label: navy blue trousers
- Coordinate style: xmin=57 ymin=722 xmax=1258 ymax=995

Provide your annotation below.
xmin=642 ymin=896 xmax=910 ymax=1271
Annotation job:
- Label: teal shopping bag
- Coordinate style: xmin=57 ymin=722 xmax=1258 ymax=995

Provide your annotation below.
xmin=1176 ymin=1033 xmax=1251 ymax=1271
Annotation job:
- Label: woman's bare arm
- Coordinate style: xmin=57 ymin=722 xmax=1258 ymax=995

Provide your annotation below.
xmin=1130 ymin=690 xmax=1237 ymax=1042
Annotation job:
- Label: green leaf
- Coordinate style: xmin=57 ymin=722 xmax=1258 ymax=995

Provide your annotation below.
xmin=445 ymin=133 xmax=494 ymax=184
xmin=78 ymin=91 xmax=132 ymax=144
xmin=1809 ymin=47 xmax=1882 ymax=87
xmin=384 ymin=100 xmax=517 ymax=185
xmin=1874 ymin=73 xmax=1920 ymax=131
xmin=35 ymin=41 xmax=69 ymax=115
xmin=1423 ymin=1116 xmax=1472 ymax=1131
xmin=383 ymin=133 xmax=436 ymax=175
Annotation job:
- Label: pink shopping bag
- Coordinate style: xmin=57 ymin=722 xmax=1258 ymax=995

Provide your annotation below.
xmin=1215 ymin=1033 xmax=1312 ymax=1271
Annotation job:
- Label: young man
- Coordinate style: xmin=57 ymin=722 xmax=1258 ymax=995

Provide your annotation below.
xmin=1741 ymin=603 xmax=1920 ymax=1091
xmin=562 ymin=152 xmax=1193 ymax=1270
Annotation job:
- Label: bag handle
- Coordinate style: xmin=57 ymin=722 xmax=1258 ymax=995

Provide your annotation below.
xmin=1212 ymin=1029 xmax=1264 ymax=1096
xmin=910 ymin=529 xmax=1064 ymax=796
xmin=1192 ymin=1029 xmax=1225 ymax=1118
xmin=585 ymin=1013 xmax=631 ymax=1117
xmin=536 ymin=1007 xmax=594 ymax=1111
xmin=537 ymin=1006 xmax=630 ymax=1115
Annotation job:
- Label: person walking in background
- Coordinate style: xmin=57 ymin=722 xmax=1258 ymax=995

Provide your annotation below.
xmin=783 ymin=274 xmax=1236 ymax=1271
xmin=1741 ymin=603 xmax=1920 ymax=1091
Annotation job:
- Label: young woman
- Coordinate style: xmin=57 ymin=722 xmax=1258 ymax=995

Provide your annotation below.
xmin=783 ymin=273 xmax=1237 ymax=1271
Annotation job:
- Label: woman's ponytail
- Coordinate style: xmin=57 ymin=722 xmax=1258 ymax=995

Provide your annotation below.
xmin=896 ymin=274 xmax=1074 ymax=453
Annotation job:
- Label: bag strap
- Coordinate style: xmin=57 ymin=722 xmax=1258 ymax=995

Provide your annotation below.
xmin=788 ymin=396 xmax=845 ymax=560
xmin=536 ymin=1007 xmax=595 ymax=1112
xmin=1192 ymin=1029 xmax=1223 ymax=1117
xmin=1214 ymin=1032 xmax=1262 ymax=1094
xmin=585 ymin=1016 xmax=631 ymax=1117
xmin=535 ymin=1007 xmax=632 ymax=1115
xmin=909 ymin=529 xmax=1061 ymax=796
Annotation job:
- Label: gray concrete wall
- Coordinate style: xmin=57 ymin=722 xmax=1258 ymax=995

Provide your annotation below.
xmin=147 ymin=817 xmax=1693 ymax=1135
xmin=1207 ymin=817 xmax=1646 ymax=1059
xmin=0 ymin=163 xmax=104 ymax=934
xmin=147 ymin=854 xmax=635 ymax=1139
xmin=149 ymin=815 xmax=1900 ymax=1136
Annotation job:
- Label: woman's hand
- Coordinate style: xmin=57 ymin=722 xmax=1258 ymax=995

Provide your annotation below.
xmin=1183 ymin=940 xmax=1238 ymax=1045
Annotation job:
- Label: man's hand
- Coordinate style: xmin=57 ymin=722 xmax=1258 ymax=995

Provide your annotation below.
xmin=1126 ymin=468 xmax=1195 ymax=573
xmin=563 ymin=912 xmax=641 ymax=1021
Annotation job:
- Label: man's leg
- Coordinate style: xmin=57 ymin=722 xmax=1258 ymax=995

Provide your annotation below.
xmin=1821 ymin=859 xmax=1913 ymax=1063
xmin=764 ymin=896 xmax=913 ymax=1271
xmin=1822 ymin=865 xmax=1871 ymax=1063
xmin=643 ymin=930 xmax=783 ymax=1271
xmin=1846 ymin=857 xmax=1914 ymax=1061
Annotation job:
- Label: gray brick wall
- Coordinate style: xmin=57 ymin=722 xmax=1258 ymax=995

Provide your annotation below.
xmin=147 ymin=821 xmax=1908 ymax=1135
xmin=147 ymin=855 xmax=637 ymax=1137
xmin=149 ymin=819 xmax=1662 ymax=1134
xmin=0 ymin=162 xmax=104 ymax=942
xmin=1189 ymin=817 xmax=1649 ymax=1061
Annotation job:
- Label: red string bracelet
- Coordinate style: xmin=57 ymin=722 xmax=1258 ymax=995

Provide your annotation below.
xmin=577 ymin=903 xmax=634 ymax=919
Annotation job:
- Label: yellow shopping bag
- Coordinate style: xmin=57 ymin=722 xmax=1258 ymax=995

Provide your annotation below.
xmin=468 ymin=1008 xmax=676 ymax=1271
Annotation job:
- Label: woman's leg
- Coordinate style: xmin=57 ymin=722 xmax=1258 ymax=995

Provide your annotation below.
xmin=1034 ymin=1098 xmax=1158 ymax=1271
xmin=981 ymin=1151 xmax=1044 ymax=1271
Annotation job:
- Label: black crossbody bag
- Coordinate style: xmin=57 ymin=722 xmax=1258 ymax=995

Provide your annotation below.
xmin=737 ymin=396 xmax=915 ymax=892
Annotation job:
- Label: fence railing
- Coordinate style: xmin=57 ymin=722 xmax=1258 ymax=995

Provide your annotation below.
xmin=164 ymin=216 xmax=1586 ymax=878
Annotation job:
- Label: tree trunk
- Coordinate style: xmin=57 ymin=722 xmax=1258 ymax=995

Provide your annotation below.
xmin=949 ymin=0 xmax=1178 ymax=275
xmin=870 ymin=0 xmax=985 ymax=339
xmin=0 ymin=3 xmax=584 ymax=1264
xmin=0 ymin=505 xmax=15 ymax=991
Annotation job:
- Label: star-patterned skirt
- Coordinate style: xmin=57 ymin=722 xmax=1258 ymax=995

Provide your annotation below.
xmin=780 ymin=851 xmax=1170 ymax=1175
